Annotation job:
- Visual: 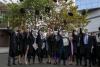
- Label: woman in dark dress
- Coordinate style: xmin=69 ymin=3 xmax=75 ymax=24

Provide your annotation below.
xmin=46 ymin=29 xmax=53 ymax=64
xmin=68 ymin=32 xmax=74 ymax=65
xmin=22 ymin=30 xmax=31 ymax=64
xmin=72 ymin=30 xmax=79 ymax=65
xmin=17 ymin=30 xmax=24 ymax=64
xmin=52 ymin=32 xmax=59 ymax=64
xmin=36 ymin=30 xmax=43 ymax=63
xmin=27 ymin=31 xmax=35 ymax=64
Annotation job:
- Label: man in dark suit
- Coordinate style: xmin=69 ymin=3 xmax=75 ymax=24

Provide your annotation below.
xmin=76 ymin=28 xmax=84 ymax=66
xmin=8 ymin=29 xmax=17 ymax=66
xmin=83 ymin=32 xmax=93 ymax=67
xmin=96 ymin=27 xmax=100 ymax=66
xmin=91 ymin=32 xmax=97 ymax=66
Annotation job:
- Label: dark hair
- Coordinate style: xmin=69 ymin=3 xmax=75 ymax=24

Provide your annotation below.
xmin=99 ymin=27 xmax=100 ymax=31
xmin=98 ymin=33 xmax=100 ymax=37
xmin=72 ymin=30 xmax=76 ymax=37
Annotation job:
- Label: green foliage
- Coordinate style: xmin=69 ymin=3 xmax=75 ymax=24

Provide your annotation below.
xmin=4 ymin=0 xmax=88 ymax=31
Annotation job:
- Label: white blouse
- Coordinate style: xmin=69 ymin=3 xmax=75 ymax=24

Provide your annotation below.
xmin=63 ymin=37 xmax=69 ymax=46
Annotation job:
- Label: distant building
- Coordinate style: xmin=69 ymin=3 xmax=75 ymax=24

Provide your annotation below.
xmin=85 ymin=8 xmax=100 ymax=32
xmin=0 ymin=2 xmax=9 ymax=47
xmin=0 ymin=2 xmax=8 ymax=27
xmin=75 ymin=0 xmax=100 ymax=32
xmin=0 ymin=28 xmax=9 ymax=47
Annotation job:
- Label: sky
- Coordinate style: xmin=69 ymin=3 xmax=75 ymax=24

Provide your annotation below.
xmin=76 ymin=0 xmax=100 ymax=10
xmin=0 ymin=0 xmax=18 ymax=3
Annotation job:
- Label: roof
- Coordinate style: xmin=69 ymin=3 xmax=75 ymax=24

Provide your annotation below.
xmin=78 ymin=7 xmax=100 ymax=12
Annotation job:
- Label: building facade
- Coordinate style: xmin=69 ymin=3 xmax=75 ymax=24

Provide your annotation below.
xmin=0 ymin=2 xmax=9 ymax=47
xmin=85 ymin=8 xmax=100 ymax=32
xmin=75 ymin=0 xmax=100 ymax=32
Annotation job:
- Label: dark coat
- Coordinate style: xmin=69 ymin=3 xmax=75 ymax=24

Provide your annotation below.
xmin=17 ymin=32 xmax=24 ymax=56
xmin=52 ymin=34 xmax=58 ymax=53
xmin=27 ymin=32 xmax=35 ymax=46
xmin=83 ymin=35 xmax=95 ymax=58
xmin=83 ymin=35 xmax=93 ymax=49
xmin=8 ymin=30 xmax=17 ymax=57
xmin=77 ymin=33 xmax=85 ymax=55
xmin=97 ymin=32 xmax=100 ymax=58
xmin=47 ymin=34 xmax=54 ymax=56
xmin=23 ymin=32 xmax=28 ymax=46
xmin=90 ymin=36 xmax=98 ymax=58
xmin=72 ymin=34 xmax=79 ymax=54
xmin=47 ymin=34 xmax=54 ymax=49
xmin=27 ymin=32 xmax=35 ymax=55
xmin=36 ymin=33 xmax=43 ymax=48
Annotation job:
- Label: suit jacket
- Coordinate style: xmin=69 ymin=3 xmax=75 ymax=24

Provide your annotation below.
xmin=83 ymin=35 xmax=91 ymax=47
xmin=83 ymin=35 xmax=97 ymax=54
xmin=90 ymin=36 xmax=97 ymax=48
xmin=78 ymin=33 xmax=85 ymax=46
xmin=72 ymin=34 xmax=79 ymax=53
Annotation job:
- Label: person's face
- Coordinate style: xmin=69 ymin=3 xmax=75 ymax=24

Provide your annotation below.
xmin=39 ymin=31 xmax=43 ymax=35
xmin=84 ymin=31 xmax=88 ymax=35
xmin=74 ymin=31 xmax=78 ymax=35
xmin=99 ymin=27 xmax=100 ymax=31
xmin=15 ymin=31 xmax=18 ymax=34
xmin=48 ymin=29 xmax=52 ymax=33
xmin=92 ymin=32 xmax=96 ymax=36
xmin=61 ymin=31 xmax=65 ymax=36
xmin=69 ymin=32 xmax=72 ymax=37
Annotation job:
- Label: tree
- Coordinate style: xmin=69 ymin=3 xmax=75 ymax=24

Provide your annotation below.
xmin=48 ymin=0 xmax=88 ymax=31
xmin=5 ymin=0 xmax=88 ymax=31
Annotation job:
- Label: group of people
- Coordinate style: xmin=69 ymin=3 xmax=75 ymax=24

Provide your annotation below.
xmin=7 ymin=27 xmax=100 ymax=67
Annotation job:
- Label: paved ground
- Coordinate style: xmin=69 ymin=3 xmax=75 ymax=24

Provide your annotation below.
xmin=0 ymin=47 xmax=9 ymax=53
xmin=0 ymin=54 xmax=99 ymax=67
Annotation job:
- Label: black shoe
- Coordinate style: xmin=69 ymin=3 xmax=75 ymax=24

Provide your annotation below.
xmin=8 ymin=63 xmax=11 ymax=66
xmin=80 ymin=62 xmax=82 ymax=66
xmin=46 ymin=62 xmax=49 ymax=64
xmin=19 ymin=63 xmax=22 ymax=65
xmin=33 ymin=62 xmax=35 ymax=64
xmin=13 ymin=63 xmax=16 ymax=65
xmin=46 ymin=62 xmax=51 ymax=64
xmin=89 ymin=64 xmax=91 ymax=67
xmin=84 ymin=64 xmax=87 ymax=67
xmin=76 ymin=63 xmax=79 ymax=66
xmin=63 ymin=63 xmax=66 ymax=66
xmin=53 ymin=63 xmax=56 ymax=65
